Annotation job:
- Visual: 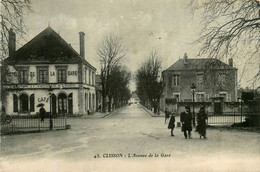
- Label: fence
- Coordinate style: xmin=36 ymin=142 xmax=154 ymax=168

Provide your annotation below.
xmin=206 ymin=112 xmax=246 ymax=125
xmin=1 ymin=116 xmax=67 ymax=135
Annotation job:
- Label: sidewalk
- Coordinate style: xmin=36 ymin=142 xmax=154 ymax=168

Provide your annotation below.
xmin=141 ymin=105 xmax=165 ymax=117
xmin=81 ymin=106 xmax=125 ymax=119
xmin=81 ymin=111 xmax=110 ymax=119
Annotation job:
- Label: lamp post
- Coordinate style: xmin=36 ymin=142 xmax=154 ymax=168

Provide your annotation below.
xmin=48 ymin=86 xmax=53 ymax=130
xmin=191 ymin=83 xmax=196 ymax=127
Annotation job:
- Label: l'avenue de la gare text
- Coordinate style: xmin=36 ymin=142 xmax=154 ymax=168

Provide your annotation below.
xmin=94 ymin=153 xmax=171 ymax=158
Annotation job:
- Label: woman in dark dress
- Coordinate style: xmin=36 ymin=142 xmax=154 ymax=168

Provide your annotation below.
xmin=196 ymin=105 xmax=208 ymax=139
xmin=168 ymin=112 xmax=175 ymax=136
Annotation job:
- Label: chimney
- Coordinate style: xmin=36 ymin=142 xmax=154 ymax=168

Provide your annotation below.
xmin=183 ymin=53 xmax=188 ymax=64
xmin=8 ymin=28 xmax=16 ymax=57
xmin=79 ymin=31 xmax=85 ymax=58
xmin=228 ymin=58 xmax=233 ymax=67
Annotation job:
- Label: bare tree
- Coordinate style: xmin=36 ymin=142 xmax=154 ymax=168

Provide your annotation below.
xmin=135 ymin=51 xmax=164 ymax=113
xmin=97 ymin=34 xmax=127 ymax=112
xmin=1 ymin=0 xmax=32 ymax=111
xmin=1 ymin=0 xmax=32 ymax=59
xmin=190 ymin=0 xmax=260 ymax=87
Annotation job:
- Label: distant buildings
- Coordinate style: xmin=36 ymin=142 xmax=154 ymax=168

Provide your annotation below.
xmin=2 ymin=27 xmax=97 ymax=116
xmin=161 ymin=53 xmax=238 ymax=114
xmin=129 ymin=92 xmax=140 ymax=104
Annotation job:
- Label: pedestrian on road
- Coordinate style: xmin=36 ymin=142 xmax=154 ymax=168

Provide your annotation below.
xmin=165 ymin=108 xmax=170 ymax=124
xmin=40 ymin=107 xmax=46 ymax=122
xmin=196 ymin=105 xmax=208 ymax=139
xmin=168 ymin=112 xmax=175 ymax=136
xmin=180 ymin=105 xmax=192 ymax=139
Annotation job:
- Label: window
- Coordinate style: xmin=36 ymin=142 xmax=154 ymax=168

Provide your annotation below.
xmin=85 ymin=69 xmax=87 ymax=84
xmin=172 ymin=75 xmax=180 ymax=86
xmin=173 ymin=93 xmax=180 ymax=102
xmin=58 ymin=69 xmax=66 ymax=83
xmin=218 ymin=73 xmax=226 ymax=85
xmin=92 ymin=72 xmax=95 ymax=86
xmin=37 ymin=67 xmax=48 ymax=83
xmin=197 ymin=74 xmax=204 ymax=86
xmin=20 ymin=94 xmax=29 ymax=112
xmin=19 ymin=69 xmax=28 ymax=84
xmin=89 ymin=69 xmax=91 ymax=85
xmin=196 ymin=94 xmax=205 ymax=102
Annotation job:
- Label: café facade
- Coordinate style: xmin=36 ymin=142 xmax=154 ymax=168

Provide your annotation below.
xmin=2 ymin=27 xmax=97 ymax=116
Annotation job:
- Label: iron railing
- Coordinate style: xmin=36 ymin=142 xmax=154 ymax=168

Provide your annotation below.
xmin=206 ymin=111 xmax=246 ymax=125
xmin=0 ymin=116 xmax=67 ymax=134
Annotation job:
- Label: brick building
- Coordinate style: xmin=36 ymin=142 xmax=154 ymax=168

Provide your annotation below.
xmin=161 ymin=53 xmax=238 ymax=114
xmin=2 ymin=27 xmax=96 ymax=116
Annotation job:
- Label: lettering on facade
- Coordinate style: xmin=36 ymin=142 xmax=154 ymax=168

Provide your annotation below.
xmin=3 ymin=84 xmax=78 ymax=89
xmin=38 ymin=97 xmax=49 ymax=103
xmin=68 ymin=71 xmax=77 ymax=76
xmin=50 ymin=71 xmax=55 ymax=76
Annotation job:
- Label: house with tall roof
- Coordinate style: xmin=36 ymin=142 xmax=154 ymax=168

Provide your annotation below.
xmin=161 ymin=53 xmax=238 ymax=114
xmin=2 ymin=27 xmax=96 ymax=116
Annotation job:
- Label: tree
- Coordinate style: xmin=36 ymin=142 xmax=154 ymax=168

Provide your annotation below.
xmin=135 ymin=51 xmax=164 ymax=113
xmin=108 ymin=65 xmax=131 ymax=109
xmin=1 ymin=0 xmax=32 ymax=111
xmin=190 ymin=0 xmax=260 ymax=87
xmin=97 ymin=34 xmax=127 ymax=112
xmin=1 ymin=0 xmax=32 ymax=59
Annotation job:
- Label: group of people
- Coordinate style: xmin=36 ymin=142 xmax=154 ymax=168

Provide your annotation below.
xmin=166 ymin=105 xmax=208 ymax=139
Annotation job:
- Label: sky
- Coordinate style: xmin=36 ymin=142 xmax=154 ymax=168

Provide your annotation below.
xmin=19 ymin=0 xmax=259 ymax=91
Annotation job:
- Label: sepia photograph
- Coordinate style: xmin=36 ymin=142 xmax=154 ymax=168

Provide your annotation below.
xmin=0 ymin=0 xmax=260 ymax=171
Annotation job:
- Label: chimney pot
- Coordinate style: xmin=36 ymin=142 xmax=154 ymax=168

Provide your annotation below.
xmin=79 ymin=32 xmax=85 ymax=58
xmin=8 ymin=28 xmax=16 ymax=57
xmin=228 ymin=58 xmax=233 ymax=67
xmin=183 ymin=53 xmax=188 ymax=64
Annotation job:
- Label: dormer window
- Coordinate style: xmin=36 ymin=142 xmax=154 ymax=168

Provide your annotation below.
xmin=19 ymin=68 xmax=29 ymax=84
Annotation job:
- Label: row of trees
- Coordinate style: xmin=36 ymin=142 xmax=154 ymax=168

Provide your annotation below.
xmin=98 ymin=35 xmax=131 ymax=112
xmin=135 ymin=51 xmax=164 ymax=113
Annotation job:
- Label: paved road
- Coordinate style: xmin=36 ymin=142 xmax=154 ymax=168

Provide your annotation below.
xmin=1 ymin=104 xmax=260 ymax=172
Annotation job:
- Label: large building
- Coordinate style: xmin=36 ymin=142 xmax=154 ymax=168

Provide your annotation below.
xmin=2 ymin=27 xmax=96 ymax=116
xmin=161 ymin=53 xmax=238 ymax=114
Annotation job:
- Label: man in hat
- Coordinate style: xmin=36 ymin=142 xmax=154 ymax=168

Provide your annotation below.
xmin=39 ymin=106 xmax=46 ymax=122
xmin=180 ymin=105 xmax=192 ymax=139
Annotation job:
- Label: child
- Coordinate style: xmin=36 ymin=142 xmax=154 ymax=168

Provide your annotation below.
xmin=168 ymin=112 xmax=175 ymax=136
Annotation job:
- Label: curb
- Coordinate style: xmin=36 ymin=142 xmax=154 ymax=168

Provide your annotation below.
xmin=141 ymin=105 xmax=164 ymax=117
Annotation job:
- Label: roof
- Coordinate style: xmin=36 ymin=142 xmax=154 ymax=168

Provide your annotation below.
xmin=164 ymin=58 xmax=236 ymax=72
xmin=5 ymin=27 xmax=96 ymax=70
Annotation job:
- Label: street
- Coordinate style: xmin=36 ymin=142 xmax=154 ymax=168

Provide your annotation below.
xmin=1 ymin=104 xmax=260 ymax=172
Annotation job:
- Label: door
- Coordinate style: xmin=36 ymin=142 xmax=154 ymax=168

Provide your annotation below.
xmin=58 ymin=93 xmax=67 ymax=114
xmin=214 ymin=102 xmax=222 ymax=115
xmin=51 ymin=94 xmax=57 ymax=115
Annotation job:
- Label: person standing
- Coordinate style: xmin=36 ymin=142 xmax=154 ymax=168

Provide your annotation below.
xmin=165 ymin=108 xmax=170 ymax=124
xmin=196 ymin=105 xmax=208 ymax=139
xmin=180 ymin=105 xmax=192 ymax=139
xmin=168 ymin=112 xmax=175 ymax=136
xmin=40 ymin=106 xmax=46 ymax=122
